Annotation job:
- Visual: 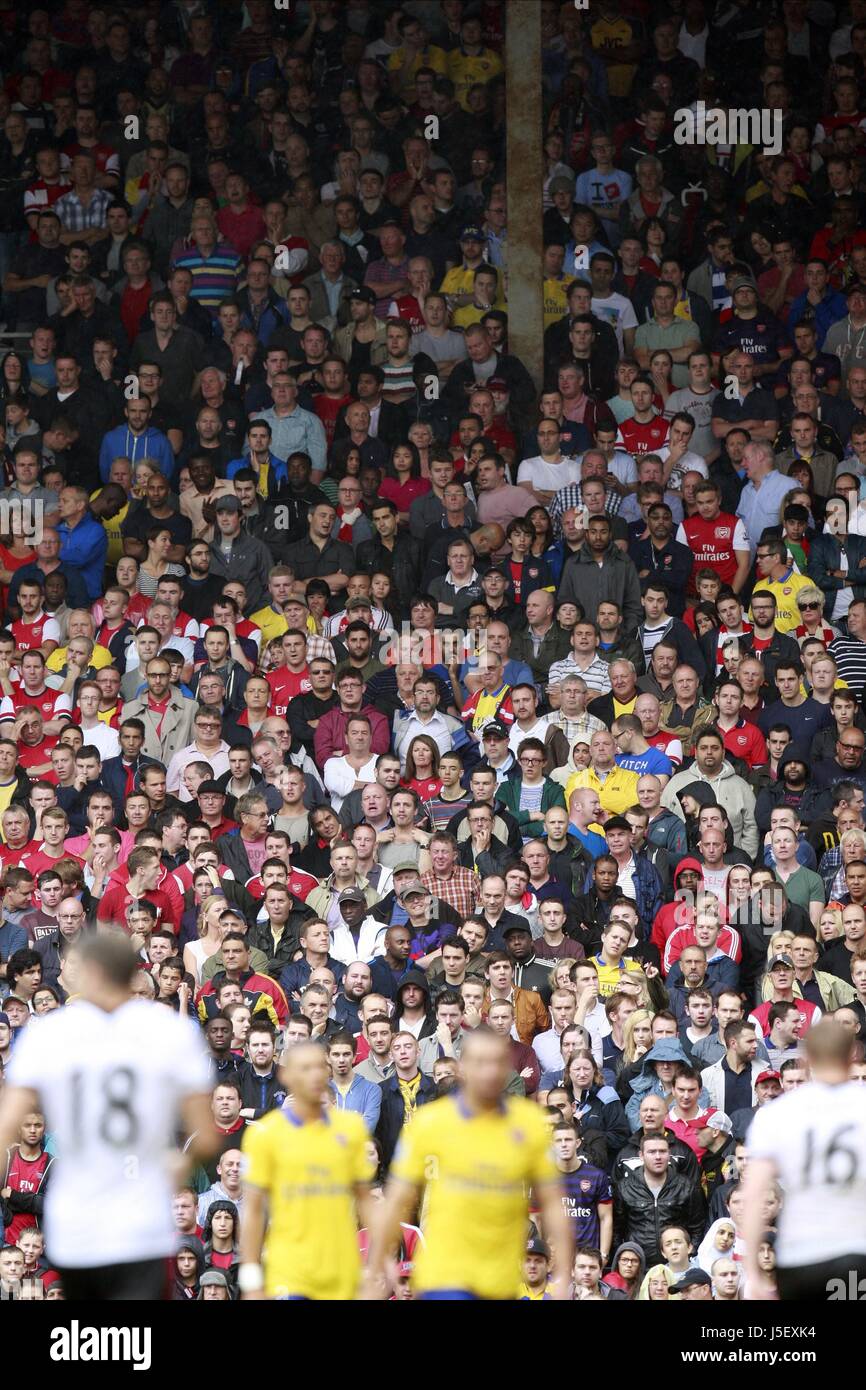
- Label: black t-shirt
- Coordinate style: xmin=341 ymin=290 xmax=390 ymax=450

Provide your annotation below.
xmin=121 ymin=502 xmax=192 ymax=549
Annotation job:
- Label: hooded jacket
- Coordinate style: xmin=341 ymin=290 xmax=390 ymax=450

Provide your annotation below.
xmin=661 ymin=762 xmax=759 ymax=859
xmin=393 ymin=969 xmax=437 ymax=1040
xmin=754 ymin=741 xmax=809 ymax=833
xmin=650 ymin=857 xmax=703 ymax=955
xmin=645 ymin=806 xmax=689 ymax=864
xmin=624 ymin=1038 xmax=712 ymax=1131
xmin=201 ymin=1198 xmax=241 ymax=1288
xmin=173 ymin=1234 xmax=205 ymax=1301
xmin=558 ymin=541 xmax=643 ymax=633
xmin=602 ymin=1240 xmax=646 ymax=1298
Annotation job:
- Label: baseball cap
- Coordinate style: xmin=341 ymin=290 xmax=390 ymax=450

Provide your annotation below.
xmin=196 ymin=780 xmax=225 ymax=796
xmin=393 ymin=861 xmax=421 ymax=875
xmin=483 ymin=721 xmax=509 ymax=740
xmin=460 ymin=223 xmax=487 ymax=242
xmin=728 ymin=273 xmax=757 ymax=293
xmin=482 ymin=564 xmax=508 ymax=580
xmin=502 ymin=921 xmax=532 ymax=937
xmin=214 ymin=495 xmax=241 ymax=512
xmin=0 ymin=1012 xmax=8 ymax=1028
xmin=756 ymin=1069 xmax=782 ymax=1086
xmin=283 ymin=593 xmax=309 ymax=610
xmin=526 ymin=1236 xmax=550 ymax=1258
xmin=671 ymin=1268 xmax=712 ymax=1293
xmin=348 ymin=286 xmax=376 ymax=304
xmin=604 ymin=815 xmax=632 ymax=833
xmin=705 ymin=1111 xmax=733 ymax=1135
xmin=847 ymin=281 xmax=866 ymax=298
xmin=768 ymin=953 xmax=794 ymax=970
xmin=338 ymin=886 xmax=366 ymax=905
xmin=346 ymin=596 xmax=373 ymax=610
xmin=399 ymin=882 xmax=428 ymax=901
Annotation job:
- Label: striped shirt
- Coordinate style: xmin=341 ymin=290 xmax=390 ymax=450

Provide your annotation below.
xmin=548 ymin=654 xmax=612 ymax=694
xmin=169 ymin=240 xmax=243 ymax=314
xmin=828 ymin=636 xmax=866 ymax=694
xmin=423 ymin=791 xmax=473 ymax=832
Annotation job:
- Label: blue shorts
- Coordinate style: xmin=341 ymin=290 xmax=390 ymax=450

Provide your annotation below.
xmin=418 ymin=1290 xmax=480 ymax=1300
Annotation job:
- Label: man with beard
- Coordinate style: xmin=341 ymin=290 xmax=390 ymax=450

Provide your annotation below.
xmin=183 ymin=540 xmax=225 ymax=622
xmin=755 ymin=744 xmax=811 ymax=833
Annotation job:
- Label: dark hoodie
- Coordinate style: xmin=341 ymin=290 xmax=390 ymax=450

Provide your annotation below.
xmin=602 ymin=1240 xmax=646 ymax=1298
xmin=201 ymin=1199 xmax=240 ymax=1291
xmin=754 ymin=740 xmax=810 ymax=833
xmin=393 ymin=968 xmax=436 ymax=1040
xmin=173 ymin=1234 xmax=205 ymax=1301
xmin=675 ymin=781 xmax=718 ymax=851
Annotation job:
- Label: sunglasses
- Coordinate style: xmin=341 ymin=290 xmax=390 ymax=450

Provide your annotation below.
xmin=799 ymin=602 xmax=820 ymax=611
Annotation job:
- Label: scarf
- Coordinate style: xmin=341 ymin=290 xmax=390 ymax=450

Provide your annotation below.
xmin=398 ymin=1072 xmax=422 ymax=1120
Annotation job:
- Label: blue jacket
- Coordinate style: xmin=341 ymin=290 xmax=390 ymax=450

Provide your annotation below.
xmin=788 ymin=288 xmax=848 ymax=347
xmin=237 ymin=289 xmax=288 ymax=344
xmin=227 ymin=451 xmax=288 ymax=499
xmin=328 ymin=1074 xmax=382 ymax=1133
xmin=98 ymin=425 xmax=175 ymax=483
xmin=100 ymin=753 xmax=161 ymax=817
xmin=57 ymin=513 xmax=108 ymax=601
xmin=625 ymin=1038 xmax=713 ymax=1129
xmin=8 ymin=561 xmax=89 ymax=611
xmin=582 ymin=855 xmax=663 ymax=937
xmin=808 ymin=532 xmax=866 ymax=605
xmin=279 ymin=954 xmax=345 ymax=1006
xmin=0 ymin=918 xmax=27 ymax=965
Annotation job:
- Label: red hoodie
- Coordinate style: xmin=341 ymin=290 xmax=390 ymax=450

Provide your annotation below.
xmin=650 ymin=857 xmax=703 ymax=956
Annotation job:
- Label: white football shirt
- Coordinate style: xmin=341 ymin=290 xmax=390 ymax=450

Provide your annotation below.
xmin=8 ymin=998 xmax=212 ymax=1267
xmin=748 ymin=1080 xmax=866 ymax=1266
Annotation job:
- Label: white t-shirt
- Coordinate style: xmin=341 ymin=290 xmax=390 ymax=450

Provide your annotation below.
xmin=656 ymin=445 xmax=708 ymax=491
xmin=747 ymin=1080 xmax=866 ymax=1266
xmin=7 ymin=997 xmax=211 ymax=1267
xmin=591 ymin=292 xmax=638 ymax=353
xmin=78 ymin=721 xmax=121 ymax=761
xmin=516 ymin=456 xmax=581 ymax=494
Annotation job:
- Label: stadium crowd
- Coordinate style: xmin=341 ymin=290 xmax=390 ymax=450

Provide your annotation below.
xmin=2 ymin=0 xmax=866 ymax=1303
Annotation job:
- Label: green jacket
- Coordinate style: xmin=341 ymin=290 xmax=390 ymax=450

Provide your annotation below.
xmin=496 ymin=776 xmax=566 ymax=838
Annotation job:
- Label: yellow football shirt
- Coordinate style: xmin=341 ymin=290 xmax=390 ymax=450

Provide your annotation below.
xmin=565 ymin=765 xmax=640 ymax=817
xmin=46 ymin=642 xmax=113 ymax=673
xmin=242 ymin=1106 xmax=374 ymax=1300
xmin=90 ymin=489 xmax=129 ymax=566
xmin=591 ymin=953 xmax=646 ymax=998
xmin=391 ymin=1093 xmax=558 ymax=1299
xmin=249 ymin=604 xmax=289 ymax=645
xmin=750 ymin=571 xmax=813 ymax=634
xmin=447 ymin=48 xmax=503 ymax=109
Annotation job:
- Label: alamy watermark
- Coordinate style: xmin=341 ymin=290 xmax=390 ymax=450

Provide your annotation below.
xmin=50 ymin=1321 xmax=151 ymax=1371
xmin=0 ymin=498 xmax=44 ymax=545
xmin=674 ymin=102 xmax=783 ymax=157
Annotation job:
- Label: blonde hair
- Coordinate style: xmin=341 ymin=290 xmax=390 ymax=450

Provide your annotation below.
xmin=638 ymin=1264 xmax=680 ymax=1301
xmin=819 ymin=906 xmax=845 ymax=943
xmin=795 ymin=584 xmax=824 ymax=613
xmin=622 ymin=1007 xmax=654 ymax=1065
xmin=197 ymin=895 xmax=225 ymax=939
